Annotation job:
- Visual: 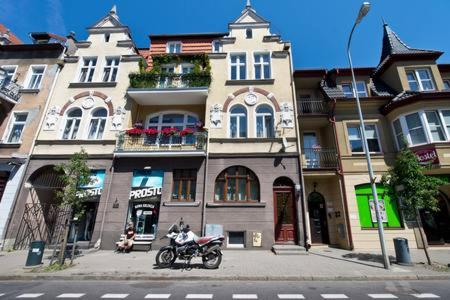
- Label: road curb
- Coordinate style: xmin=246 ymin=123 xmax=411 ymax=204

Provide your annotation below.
xmin=0 ymin=274 xmax=449 ymax=281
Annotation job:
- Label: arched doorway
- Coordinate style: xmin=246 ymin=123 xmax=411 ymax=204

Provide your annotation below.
xmin=308 ymin=191 xmax=329 ymax=244
xmin=273 ymin=177 xmax=297 ymax=243
xmin=420 ymin=193 xmax=450 ymax=245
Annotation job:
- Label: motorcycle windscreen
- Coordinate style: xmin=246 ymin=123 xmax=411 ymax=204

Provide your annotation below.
xmin=127 ymin=201 xmax=160 ymax=240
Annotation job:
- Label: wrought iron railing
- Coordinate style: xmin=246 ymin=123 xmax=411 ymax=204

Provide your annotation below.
xmin=0 ymin=79 xmax=21 ymax=102
xmin=129 ymin=72 xmax=211 ymax=89
xmin=297 ymin=99 xmax=329 ymax=115
xmin=302 ymin=148 xmax=338 ymax=169
xmin=115 ymin=131 xmax=207 ymax=152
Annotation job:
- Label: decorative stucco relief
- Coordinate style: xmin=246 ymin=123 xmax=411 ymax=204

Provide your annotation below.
xmin=43 ymin=106 xmax=61 ymax=131
xmin=280 ymin=102 xmax=294 ymax=128
xmin=210 ymin=104 xmax=223 ymax=128
xmin=111 ymin=106 xmax=125 ymax=131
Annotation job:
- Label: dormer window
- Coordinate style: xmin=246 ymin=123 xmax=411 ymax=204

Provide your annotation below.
xmin=246 ymin=28 xmax=253 ymax=39
xmin=341 ymin=81 xmax=368 ymax=98
xmin=104 ymin=33 xmax=110 ymax=43
xmin=167 ymin=42 xmax=182 ymax=54
xmin=212 ymin=40 xmax=222 ymax=53
xmin=443 ymin=79 xmax=450 ymax=90
xmin=406 ymin=69 xmax=435 ymax=91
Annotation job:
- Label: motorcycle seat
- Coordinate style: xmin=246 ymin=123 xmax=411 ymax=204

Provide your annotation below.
xmin=195 ymin=236 xmax=214 ymax=245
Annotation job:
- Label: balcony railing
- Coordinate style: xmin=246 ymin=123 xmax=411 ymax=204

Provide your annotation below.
xmin=0 ymin=79 xmax=21 ymax=103
xmin=129 ymin=72 xmax=211 ymax=89
xmin=302 ymin=148 xmax=338 ymax=169
xmin=115 ymin=131 xmax=207 ymax=153
xmin=297 ymin=99 xmax=329 ymax=115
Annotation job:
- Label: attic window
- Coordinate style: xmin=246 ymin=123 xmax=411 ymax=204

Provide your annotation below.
xmin=246 ymin=28 xmax=253 ymax=39
xmin=104 ymin=33 xmax=110 ymax=43
xmin=167 ymin=42 xmax=182 ymax=54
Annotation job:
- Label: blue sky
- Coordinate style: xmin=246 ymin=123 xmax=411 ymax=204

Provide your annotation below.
xmin=1 ymin=0 xmax=449 ymax=69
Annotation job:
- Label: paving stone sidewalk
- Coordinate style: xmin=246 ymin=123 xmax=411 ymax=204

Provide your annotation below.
xmin=0 ymin=247 xmax=449 ymax=281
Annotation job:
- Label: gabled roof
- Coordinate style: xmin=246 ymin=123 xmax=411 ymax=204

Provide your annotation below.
xmin=88 ymin=5 xmax=125 ymax=30
xmin=0 ymin=24 xmax=22 ymax=45
xmin=230 ymin=1 xmax=270 ymax=27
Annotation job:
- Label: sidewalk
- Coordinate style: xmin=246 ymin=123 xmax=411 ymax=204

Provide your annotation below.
xmin=0 ymin=246 xmax=449 ymax=281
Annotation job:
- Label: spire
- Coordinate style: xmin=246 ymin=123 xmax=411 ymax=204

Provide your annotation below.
xmin=110 ymin=5 xmax=117 ymax=15
xmin=246 ymin=0 xmax=251 ymax=8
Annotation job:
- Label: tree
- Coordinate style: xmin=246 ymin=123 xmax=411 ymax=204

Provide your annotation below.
xmin=53 ymin=149 xmax=92 ymax=265
xmin=382 ymin=147 xmax=444 ymax=265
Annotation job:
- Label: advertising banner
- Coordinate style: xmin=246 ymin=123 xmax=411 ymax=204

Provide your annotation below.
xmin=77 ymin=169 xmax=105 ymax=198
xmin=129 ymin=170 xmax=164 ymax=201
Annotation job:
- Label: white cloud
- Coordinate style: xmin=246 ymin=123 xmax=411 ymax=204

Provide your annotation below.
xmin=46 ymin=0 xmax=67 ymax=35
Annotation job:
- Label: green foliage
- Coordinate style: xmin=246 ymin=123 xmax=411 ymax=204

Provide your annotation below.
xmin=138 ymin=58 xmax=148 ymax=73
xmin=382 ymin=147 xmax=444 ymax=219
xmin=54 ymin=149 xmax=92 ymax=219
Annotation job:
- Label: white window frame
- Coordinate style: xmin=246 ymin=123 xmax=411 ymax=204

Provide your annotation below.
xmin=24 ymin=65 xmax=46 ymax=89
xmin=2 ymin=111 xmax=28 ymax=144
xmin=405 ymin=68 xmax=435 ymax=91
xmin=77 ymin=57 xmax=97 ymax=83
xmin=253 ymin=52 xmax=271 ymax=80
xmin=0 ymin=65 xmax=18 ymax=82
xmin=181 ymin=63 xmax=194 ymax=74
xmin=86 ymin=107 xmax=108 ymax=140
xmin=212 ymin=40 xmax=222 ymax=53
xmin=229 ymin=53 xmax=247 ymax=80
xmin=341 ymin=81 xmax=368 ymax=98
xmin=392 ymin=108 xmax=450 ymax=149
xmin=61 ymin=107 xmax=83 ymax=140
xmin=443 ymin=79 xmax=450 ymax=90
xmin=254 ymin=104 xmax=275 ymax=138
xmin=102 ymin=56 xmax=120 ymax=82
xmin=146 ymin=111 xmax=199 ymax=145
xmin=166 ymin=41 xmax=182 ymax=54
xmin=346 ymin=123 xmax=382 ymax=154
xmin=228 ymin=104 xmax=248 ymax=138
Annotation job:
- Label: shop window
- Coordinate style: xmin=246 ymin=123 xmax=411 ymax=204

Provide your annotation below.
xmin=214 ymin=166 xmax=259 ymax=202
xmin=354 ymin=183 xmax=402 ymax=229
xmin=172 ymin=169 xmax=197 ymax=201
xmin=227 ymin=231 xmax=245 ymax=248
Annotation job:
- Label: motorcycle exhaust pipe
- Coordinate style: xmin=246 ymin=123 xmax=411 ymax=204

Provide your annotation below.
xmin=204 ymin=244 xmax=221 ymax=255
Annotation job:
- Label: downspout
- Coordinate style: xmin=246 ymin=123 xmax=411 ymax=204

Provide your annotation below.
xmin=287 ymin=47 xmax=310 ymax=248
xmin=200 ymin=131 xmax=210 ymax=236
xmin=1 ymin=51 xmax=65 ymax=250
xmin=98 ymin=156 xmax=115 ymax=248
xmin=329 ymin=98 xmax=354 ymax=250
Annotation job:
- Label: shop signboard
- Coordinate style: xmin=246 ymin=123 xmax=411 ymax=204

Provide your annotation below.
xmin=128 ymin=170 xmax=164 ymax=240
xmin=368 ymin=199 xmax=388 ymax=223
xmin=77 ymin=169 xmax=105 ymax=197
xmin=414 ymin=147 xmax=439 ymax=166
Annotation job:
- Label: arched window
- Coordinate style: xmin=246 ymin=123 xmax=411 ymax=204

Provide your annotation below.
xmin=62 ymin=108 xmax=82 ymax=140
xmin=87 ymin=108 xmax=107 ymax=140
xmin=256 ymin=104 xmax=274 ymax=138
xmin=147 ymin=112 xmax=198 ymax=144
xmin=229 ymin=105 xmax=247 ymax=138
xmin=214 ymin=166 xmax=259 ymax=202
xmin=246 ymin=28 xmax=253 ymax=39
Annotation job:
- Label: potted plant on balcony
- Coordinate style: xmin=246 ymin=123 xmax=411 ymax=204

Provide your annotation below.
xmin=161 ymin=127 xmax=179 ymax=136
xmin=143 ymin=128 xmax=159 ymax=145
xmin=179 ymin=128 xmax=195 ymax=137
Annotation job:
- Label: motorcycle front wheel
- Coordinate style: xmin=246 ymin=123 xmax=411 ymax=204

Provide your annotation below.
xmin=156 ymin=248 xmax=176 ymax=268
xmin=202 ymin=249 xmax=222 ymax=269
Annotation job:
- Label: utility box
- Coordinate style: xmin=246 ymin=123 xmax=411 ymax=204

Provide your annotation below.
xmin=25 ymin=240 xmax=45 ymax=267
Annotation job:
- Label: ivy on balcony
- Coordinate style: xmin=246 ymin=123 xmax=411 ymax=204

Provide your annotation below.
xmin=129 ymin=54 xmax=212 ymax=89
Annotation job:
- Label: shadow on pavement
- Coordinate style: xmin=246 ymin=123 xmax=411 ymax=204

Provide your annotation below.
xmin=309 ymin=251 xmax=392 ymax=270
xmin=342 ymin=252 xmax=397 ymax=264
xmin=153 ymin=262 xmax=206 ymax=271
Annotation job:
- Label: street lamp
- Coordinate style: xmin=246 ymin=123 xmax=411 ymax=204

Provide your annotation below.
xmin=347 ymin=2 xmax=390 ymax=270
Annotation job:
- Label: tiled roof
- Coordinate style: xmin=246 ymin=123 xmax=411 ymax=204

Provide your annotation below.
xmin=0 ymin=23 xmax=22 ymax=45
xmin=369 ymin=79 xmax=395 ymax=97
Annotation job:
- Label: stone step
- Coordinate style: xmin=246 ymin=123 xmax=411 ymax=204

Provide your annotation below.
xmin=272 ymin=244 xmax=308 ymax=255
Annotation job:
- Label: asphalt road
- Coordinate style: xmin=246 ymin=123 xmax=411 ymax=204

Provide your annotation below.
xmin=0 ymin=280 xmax=448 ymax=299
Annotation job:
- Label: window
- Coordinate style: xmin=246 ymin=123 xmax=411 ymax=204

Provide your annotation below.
xmin=104 ymin=33 xmax=110 ymax=42
xmin=26 ymin=65 xmax=45 ymax=89
xmin=212 ymin=40 xmax=222 ymax=53
xmin=227 ymin=231 xmax=245 ymax=248
xmin=341 ymin=81 xmax=368 ymax=98
xmin=62 ymin=108 xmax=82 ymax=140
xmin=214 ymin=166 xmax=259 ymax=202
xmin=167 ymin=42 xmax=181 ymax=53
xmin=441 ymin=110 xmax=450 ymax=136
xmin=246 ymin=28 xmax=253 ymax=39
xmin=347 ymin=124 xmax=381 ymax=153
xmin=1 ymin=66 xmax=17 ymax=82
xmin=87 ymin=108 xmax=107 ymax=140
xmin=102 ymin=57 xmax=119 ymax=82
xmin=404 ymin=112 xmax=427 ymax=145
xmin=393 ymin=119 xmax=405 ymax=149
xmin=78 ymin=57 xmax=97 ymax=83
xmin=5 ymin=112 xmax=27 ymax=143
xmin=181 ymin=64 xmax=194 ymax=74
xmin=256 ymin=105 xmax=274 ymax=138
xmin=147 ymin=112 xmax=198 ymax=145
xmin=172 ymin=169 xmax=197 ymax=201
xmin=229 ymin=105 xmax=247 ymax=138
xmin=254 ymin=53 xmax=271 ymax=79
xmin=230 ymin=54 xmax=246 ymax=80
xmin=443 ymin=79 xmax=450 ymax=90
xmin=406 ymin=69 xmax=435 ymax=91
xmin=159 ymin=65 xmax=175 ymax=87
xmin=425 ymin=111 xmax=446 ymax=142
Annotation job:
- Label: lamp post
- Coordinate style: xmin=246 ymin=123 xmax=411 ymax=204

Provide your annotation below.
xmin=347 ymin=2 xmax=390 ymax=270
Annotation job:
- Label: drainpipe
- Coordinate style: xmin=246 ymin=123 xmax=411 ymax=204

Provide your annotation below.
xmin=329 ymin=98 xmax=354 ymax=250
xmin=1 ymin=53 xmax=65 ymax=250
xmin=287 ymin=46 xmax=310 ymax=248
xmin=200 ymin=131 xmax=210 ymax=236
xmin=98 ymin=156 xmax=115 ymax=249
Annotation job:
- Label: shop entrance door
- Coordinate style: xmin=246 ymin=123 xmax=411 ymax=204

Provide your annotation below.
xmin=274 ymin=187 xmax=297 ymax=243
xmin=308 ymin=192 xmax=329 ymax=244
xmin=420 ymin=195 xmax=450 ymax=245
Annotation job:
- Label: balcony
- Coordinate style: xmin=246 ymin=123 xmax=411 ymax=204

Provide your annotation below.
xmin=127 ymin=72 xmax=211 ymax=106
xmin=0 ymin=79 xmax=21 ymax=104
xmin=297 ymin=99 xmax=329 ymax=115
xmin=114 ymin=131 xmax=207 ymax=157
xmin=302 ymin=148 xmax=339 ymax=169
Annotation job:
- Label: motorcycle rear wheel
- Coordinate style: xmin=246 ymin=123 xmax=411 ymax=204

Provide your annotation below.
xmin=156 ymin=248 xmax=176 ymax=268
xmin=202 ymin=249 xmax=222 ymax=269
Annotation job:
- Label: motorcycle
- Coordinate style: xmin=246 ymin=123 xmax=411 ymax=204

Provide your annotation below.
xmin=155 ymin=219 xmax=224 ymax=269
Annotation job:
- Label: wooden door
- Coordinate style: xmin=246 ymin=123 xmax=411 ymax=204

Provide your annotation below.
xmin=274 ymin=188 xmax=297 ymax=243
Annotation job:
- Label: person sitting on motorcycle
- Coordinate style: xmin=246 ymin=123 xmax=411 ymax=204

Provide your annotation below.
xmin=117 ymin=222 xmax=136 ymax=253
